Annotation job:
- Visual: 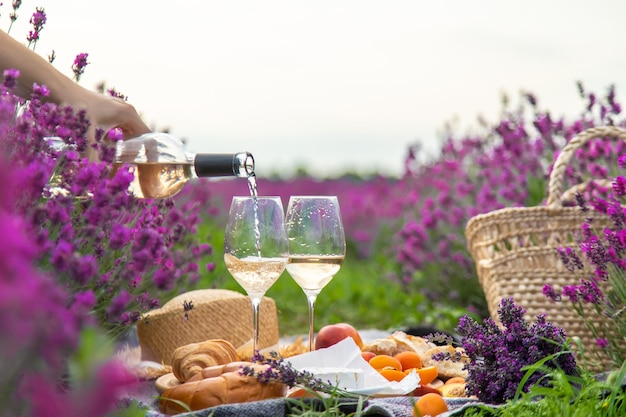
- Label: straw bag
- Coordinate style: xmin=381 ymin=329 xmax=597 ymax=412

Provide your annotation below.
xmin=465 ymin=125 xmax=626 ymax=371
xmin=137 ymin=289 xmax=279 ymax=365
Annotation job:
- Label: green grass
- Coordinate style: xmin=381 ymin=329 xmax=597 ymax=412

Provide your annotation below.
xmin=192 ymin=217 xmax=465 ymax=337
xmin=462 ymin=360 xmax=626 ymax=416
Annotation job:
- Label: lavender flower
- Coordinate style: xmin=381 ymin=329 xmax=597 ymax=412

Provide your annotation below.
xmin=547 ymin=180 xmax=626 ymax=368
xmin=72 ymin=53 xmax=90 ymax=82
xmin=26 ymin=7 xmax=46 ymax=48
xmin=542 ymin=284 xmax=561 ymax=302
xmin=0 ymin=143 xmax=141 ymax=415
xmin=613 ymin=175 xmax=626 ymax=196
xmin=242 ymin=352 xmax=346 ymax=395
xmin=2 ymin=68 xmax=19 ymax=90
xmin=8 ymin=0 xmax=22 ymax=32
xmin=0 ymin=20 xmax=184 ymax=415
xmin=0 ymin=65 xmax=212 ymax=335
xmin=388 ymin=85 xmax=626 ymax=317
xmin=17 ymin=360 xmax=138 ymax=416
xmin=557 ymin=247 xmax=585 ymax=273
xmin=455 ymin=297 xmax=577 ymax=404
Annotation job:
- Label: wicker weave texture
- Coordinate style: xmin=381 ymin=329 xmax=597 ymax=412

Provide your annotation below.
xmin=137 ymin=289 xmax=279 ymax=365
xmin=465 ymin=125 xmax=626 ymax=371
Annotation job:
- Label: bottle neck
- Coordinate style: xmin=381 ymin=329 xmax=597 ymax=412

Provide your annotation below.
xmin=192 ymin=152 xmax=255 ymax=178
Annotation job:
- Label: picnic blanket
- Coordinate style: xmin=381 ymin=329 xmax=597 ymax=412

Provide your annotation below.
xmin=143 ymin=396 xmax=481 ymax=417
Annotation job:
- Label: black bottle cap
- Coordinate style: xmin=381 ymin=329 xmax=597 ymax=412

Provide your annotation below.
xmin=194 ymin=154 xmax=238 ymax=177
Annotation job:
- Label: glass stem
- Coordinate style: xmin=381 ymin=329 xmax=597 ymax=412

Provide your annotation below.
xmin=306 ymin=292 xmax=318 ymax=352
xmin=251 ymin=296 xmax=261 ymax=355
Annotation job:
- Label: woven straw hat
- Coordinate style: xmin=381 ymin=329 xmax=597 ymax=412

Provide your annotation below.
xmin=137 ymin=289 xmax=279 ymax=364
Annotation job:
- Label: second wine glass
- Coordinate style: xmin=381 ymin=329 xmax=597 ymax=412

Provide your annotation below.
xmin=224 ymin=196 xmax=289 ymax=354
xmin=285 ymin=196 xmax=346 ymax=351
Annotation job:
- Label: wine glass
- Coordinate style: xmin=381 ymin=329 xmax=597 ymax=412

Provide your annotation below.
xmin=224 ymin=196 xmax=289 ymax=354
xmin=285 ymin=196 xmax=346 ymax=351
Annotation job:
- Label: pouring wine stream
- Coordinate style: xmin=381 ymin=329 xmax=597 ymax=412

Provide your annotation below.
xmin=247 ymin=173 xmax=262 ymax=258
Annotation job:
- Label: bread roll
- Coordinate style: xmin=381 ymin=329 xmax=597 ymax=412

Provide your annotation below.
xmin=393 ymin=331 xmax=438 ymax=356
xmin=421 ymin=345 xmax=469 ymax=379
xmin=362 ymin=331 xmax=436 ymax=357
xmin=185 ymin=361 xmax=256 ymax=382
xmin=158 ymin=362 xmax=287 ymax=414
xmin=171 ymin=339 xmax=239 ymax=382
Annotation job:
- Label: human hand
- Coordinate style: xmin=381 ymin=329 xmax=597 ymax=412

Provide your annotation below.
xmin=0 ymin=30 xmax=151 ymax=160
xmin=66 ymin=87 xmax=151 ymax=160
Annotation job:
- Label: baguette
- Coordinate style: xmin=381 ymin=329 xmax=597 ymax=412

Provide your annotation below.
xmin=361 ymin=331 xmax=436 ymax=357
xmin=158 ymin=362 xmax=287 ymax=414
xmin=171 ymin=339 xmax=239 ymax=382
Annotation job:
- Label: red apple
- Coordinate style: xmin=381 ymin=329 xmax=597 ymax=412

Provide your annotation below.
xmin=314 ymin=323 xmax=363 ymax=350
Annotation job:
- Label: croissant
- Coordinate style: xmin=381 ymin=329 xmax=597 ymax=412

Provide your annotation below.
xmin=171 ymin=339 xmax=239 ymax=382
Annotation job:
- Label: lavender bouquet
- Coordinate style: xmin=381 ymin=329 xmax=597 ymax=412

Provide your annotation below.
xmin=455 ymin=297 xmax=577 ymax=404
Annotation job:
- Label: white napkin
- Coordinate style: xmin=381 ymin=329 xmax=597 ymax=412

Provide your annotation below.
xmin=286 ymin=337 xmax=420 ymax=396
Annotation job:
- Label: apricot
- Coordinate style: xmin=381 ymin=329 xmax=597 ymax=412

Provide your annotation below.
xmin=394 ymin=351 xmax=422 ymax=370
xmin=314 ymin=323 xmax=363 ymax=350
xmin=361 ymin=351 xmax=376 ymax=362
xmin=379 ymin=369 xmax=407 ymax=382
xmin=439 ymin=382 xmax=467 ymax=398
xmin=369 ymin=355 xmax=403 ymax=372
xmin=444 ymin=377 xmax=466 ymax=385
xmin=413 ymin=392 xmax=448 ymax=417
xmin=411 ymin=366 xmax=438 ymax=386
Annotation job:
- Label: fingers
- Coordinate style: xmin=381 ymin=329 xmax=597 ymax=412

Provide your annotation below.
xmin=109 ymin=99 xmax=151 ymax=140
xmin=64 ymin=89 xmax=152 ymax=161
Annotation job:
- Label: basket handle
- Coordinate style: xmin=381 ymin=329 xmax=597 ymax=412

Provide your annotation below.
xmin=559 ymin=179 xmax=613 ymax=205
xmin=546 ymin=125 xmax=626 ymax=207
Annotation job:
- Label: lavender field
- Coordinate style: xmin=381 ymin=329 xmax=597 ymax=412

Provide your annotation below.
xmin=2 ymin=61 xmax=626 ymax=412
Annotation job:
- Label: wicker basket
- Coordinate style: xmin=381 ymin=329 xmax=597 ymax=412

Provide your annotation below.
xmin=137 ymin=289 xmax=279 ymax=365
xmin=465 ymin=125 xmax=626 ymax=371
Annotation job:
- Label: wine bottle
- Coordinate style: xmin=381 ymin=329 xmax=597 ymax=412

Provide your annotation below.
xmin=113 ymin=132 xmax=254 ymax=199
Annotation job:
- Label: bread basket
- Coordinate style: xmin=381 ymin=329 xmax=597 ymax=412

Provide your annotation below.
xmin=137 ymin=289 xmax=279 ymax=364
xmin=465 ymin=125 xmax=626 ymax=371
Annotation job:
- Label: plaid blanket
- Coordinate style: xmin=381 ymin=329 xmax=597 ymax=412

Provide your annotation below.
xmin=143 ymin=396 xmax=481 ymax=417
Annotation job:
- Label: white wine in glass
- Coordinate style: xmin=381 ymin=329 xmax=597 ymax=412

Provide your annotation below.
xmin=224 ymin=196 xmax=289 ymax=354
xmin=285 ymin=196 xmax=346 ymax=351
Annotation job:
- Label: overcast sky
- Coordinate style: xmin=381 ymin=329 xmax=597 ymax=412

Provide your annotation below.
xmin=3 ymin=1 xmax=626 ymax=177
